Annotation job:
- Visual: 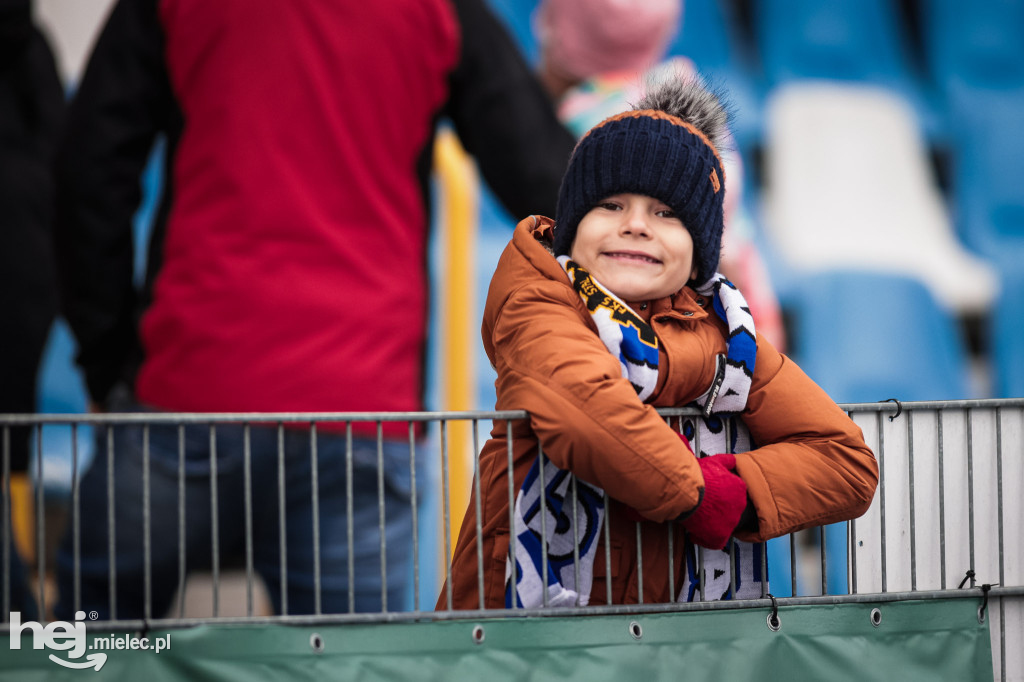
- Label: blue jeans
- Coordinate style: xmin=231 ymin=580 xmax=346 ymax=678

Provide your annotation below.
xmin=54 ymin=398 xmax=423 ymax=619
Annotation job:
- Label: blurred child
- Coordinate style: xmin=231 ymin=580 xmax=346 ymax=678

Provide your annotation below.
xmin=440 ymin=75 xmax=877 ymax=609
xmin=535 ymin=0 xmax=787 ymax=350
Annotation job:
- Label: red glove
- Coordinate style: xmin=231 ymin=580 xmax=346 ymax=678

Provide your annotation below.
xmin=681 ymin=452 xmax=748 ymax=550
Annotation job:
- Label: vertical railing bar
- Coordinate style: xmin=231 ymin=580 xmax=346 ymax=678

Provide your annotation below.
xmin=376 ymin=421 xmax=388 ymax=613
xmin=729 ymin=537 xmax=738 ymax=598
xmin=849 ymin=518 xmax=857 ymax=595
xmin=34 ymin=424 xmax=45 ymax=617
xmin=2 ymin=427 xmax=10 ymax=621
xmin=635 ymin=522 xmax=643 ymax=604
xmin=995 ymin=408 xmax=1004 ymax=589
xmin=789 ymin=533 xmax=797 ymax=596
xmin=210 ymin=424 xmax=220 ymax=617
xmin=143 ymin=424 xmax=152 ymax=621
xmin=848 ymin=409 xmax=857 ymax=595
xmin=440 ymin=420 xmax=453 ymax=610
xmin=72 ymin=424 xmax=81 ymax=613
xmin=243 ymin=424 xmax=254 ymax=618
xmin=603 ymin=491 xmax=612 ymax=606
xmin=106 ymin=425 xmax=116 ymax=619
xmin=966 ymin=411 xmax=975 ymax=587
xmin=691 ymin=414 xmax=700 ymax=455
xmin=276 ymin=422 xmax=287 ymax=614
xmin=668 ymin=418 xmax=677 ymax=602
xmin=538 ymin=442 xmax=549 ymax=608
xmin=505 ymin=420 xmax=517 ymax=611
xmin=908 ymin=411 xmax=917 ymax=591
xmin=663 ymin=417 xmax=679 ymax=598
xmin=345 ymin=424 xmax=355 ymax=614
xmin=819 ymin=525 xmax=827 ymax=596
xmin=310 ymin=422 xmax=322 ymax=616
xmin=937 ymin=410 xmax=947 ymax=588
xmin=473 ymin=419 xmax=485 ymax=610
xmin=697 ymin=548 xmax=706 ymax=601
xmin=726 ymin=419 xmax=737 ymax=599
xmin=877 ymin=411 xmax=887 ymax=593
xmin=761 ymin=538 xmax=769 ymax=598
xmin=571 ymin=474 xmax=581 ymax=606
xmin=667 ymin=521 xmax=675 ymax=603
xmin=694 ymin=420 xmax=705 ymax=602
xmin=177 ymin=424 xmax=187 ymax=618
xmin=409 ymin=422 xmax=420 ymax=612
xmin=995 ymin=408 xmax=1006 ymax=682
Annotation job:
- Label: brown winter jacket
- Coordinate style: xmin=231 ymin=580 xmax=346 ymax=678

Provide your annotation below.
xmin=438 ymin=216 xmax=877 ymax=610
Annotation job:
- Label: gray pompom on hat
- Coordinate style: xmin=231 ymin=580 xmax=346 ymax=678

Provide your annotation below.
xmin=553 ymin=74 xmax=732 ymax=285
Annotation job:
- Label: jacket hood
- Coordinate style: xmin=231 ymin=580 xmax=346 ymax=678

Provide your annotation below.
xmin=483 ymin=216 xmax=570 ymax=367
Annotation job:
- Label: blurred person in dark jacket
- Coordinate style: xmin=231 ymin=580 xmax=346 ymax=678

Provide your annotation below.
xmin=0 ymin=0 xmax=64 ymax=620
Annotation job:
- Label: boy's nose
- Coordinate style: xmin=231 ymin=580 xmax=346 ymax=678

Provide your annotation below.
xmin=620 ymin=211 xmax=651 ymax=238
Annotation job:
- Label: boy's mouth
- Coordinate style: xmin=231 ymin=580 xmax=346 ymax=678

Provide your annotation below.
xmin=603 ymin=250 xmax=661 ymax=265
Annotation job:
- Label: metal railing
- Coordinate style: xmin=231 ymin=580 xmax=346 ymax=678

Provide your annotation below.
xmin=1 ymin=399 xmax=1021 ymax=679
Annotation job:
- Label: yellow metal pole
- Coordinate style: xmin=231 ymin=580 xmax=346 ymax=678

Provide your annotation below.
xmin=433 ymin=127 xmax=479 ymax=561
xmin=8 ymin=473 xmax=33 ymax=562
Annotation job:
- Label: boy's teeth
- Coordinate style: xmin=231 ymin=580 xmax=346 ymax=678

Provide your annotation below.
xmin=615 ymin=252 xmax=656 ymax=263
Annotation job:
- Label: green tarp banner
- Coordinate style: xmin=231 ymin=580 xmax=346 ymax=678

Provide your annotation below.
xmin=1 ymin=598 xmax=993 ymax=681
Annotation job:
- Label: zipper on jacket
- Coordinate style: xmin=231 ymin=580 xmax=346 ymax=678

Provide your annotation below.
xmin=702 ymin=354 xmax=727 ymax=418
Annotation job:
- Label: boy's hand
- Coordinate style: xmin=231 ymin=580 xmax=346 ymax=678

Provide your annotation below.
xmin=680 ymin=448 xmax=748 ymax=550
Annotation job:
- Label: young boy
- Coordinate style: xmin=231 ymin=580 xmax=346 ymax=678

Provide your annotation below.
xmin=440 ymin=76 xmax=878 ymax=609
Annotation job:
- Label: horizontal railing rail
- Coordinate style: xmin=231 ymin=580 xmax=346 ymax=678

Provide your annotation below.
xmin=1 ymin=399 xmax=1021 ymax=679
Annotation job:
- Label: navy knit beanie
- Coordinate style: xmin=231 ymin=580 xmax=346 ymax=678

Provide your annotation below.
xmin=553 ymin=75 xmax=730 ymax=285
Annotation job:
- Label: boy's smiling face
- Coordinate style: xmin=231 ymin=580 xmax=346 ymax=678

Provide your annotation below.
xmin=570 ymin=193 xmax=696 ymax=305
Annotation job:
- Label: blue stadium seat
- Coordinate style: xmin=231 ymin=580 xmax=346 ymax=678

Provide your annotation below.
xmin=786 ymin=271 xmax=972 ymax=403
xmin=666 ymin=0 xmax=737 ymax=73
xmin=919 ymin=0 xmax=1024 ymax=102
xmin=754 ymin=0 xmax=914 ymax=85
xmin=752 ymin=0 xmax=940 ymax=137
xmin=992 ymin=269 xmax=1024 ymax=398
xmin=950 ymin=88 xmax=1024 ymax=270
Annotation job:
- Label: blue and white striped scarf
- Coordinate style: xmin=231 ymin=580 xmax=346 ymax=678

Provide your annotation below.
xmin=505 ymin=259 xmax=765 ymax=607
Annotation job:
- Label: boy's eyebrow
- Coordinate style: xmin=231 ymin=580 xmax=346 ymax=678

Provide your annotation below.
xmin=573 ymin=109 xmax=725 ymax=178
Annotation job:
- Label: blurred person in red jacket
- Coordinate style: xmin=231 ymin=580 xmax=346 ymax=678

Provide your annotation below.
xmin=52 ymin=0 xmax=575 ymax=619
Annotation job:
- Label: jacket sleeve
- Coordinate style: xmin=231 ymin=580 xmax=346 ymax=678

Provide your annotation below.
xmin=0 ymin=3 xmax=63 ymax=471
xmin=53 ymin=0 xmax=174 ymax=405
xmin=443 ymin=0 xmax=575 ymax=218
xmin=0 ymin=0 xmax=31 ymax=62
xmin=733 ymin=337 xmax=879 ymax=542
xmin=489 ymin=278 xmax=705 ymax=521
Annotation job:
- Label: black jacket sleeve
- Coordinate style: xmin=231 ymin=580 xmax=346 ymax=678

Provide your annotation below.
xmin=0 ymin=0 xmax=32 ymax=62
xmin=0 ymin=2 xmax=64 ymax=470
xmin=53 ymin=0 xmax=174 ymax=405
xmin=444 ymin=0 xmax=575 ymax=219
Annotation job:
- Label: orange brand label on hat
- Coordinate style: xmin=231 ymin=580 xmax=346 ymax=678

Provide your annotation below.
xmin=709 ymin=168 xmax=721 ymax=193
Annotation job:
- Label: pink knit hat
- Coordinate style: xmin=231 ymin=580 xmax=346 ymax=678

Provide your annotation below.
xmin=536 ymin=0 xmax=683 ymax=81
